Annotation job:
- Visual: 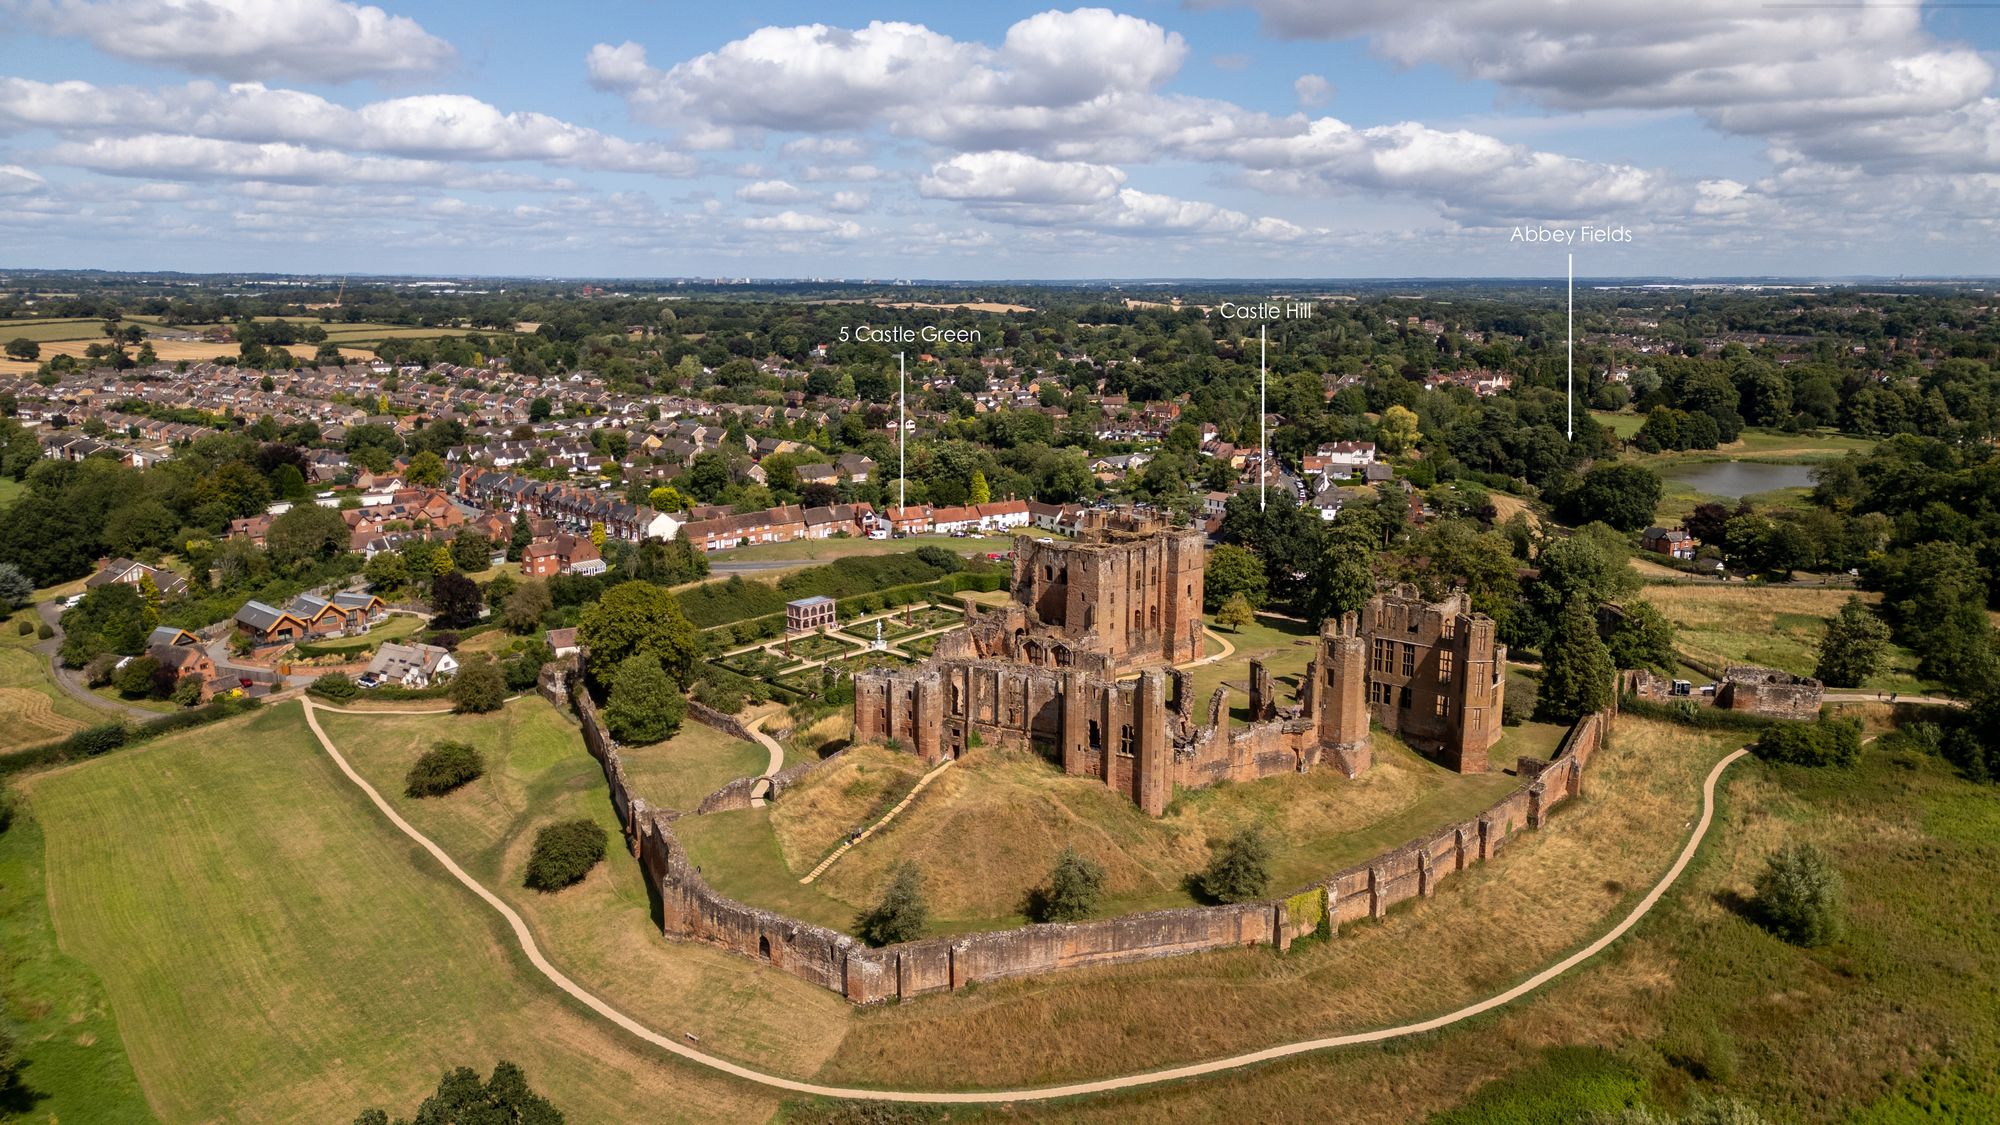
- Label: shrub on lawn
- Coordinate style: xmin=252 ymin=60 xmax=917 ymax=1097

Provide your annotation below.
xmin=1196 ymin=826 xmax=1271 ymax=903
xmin=524 ymin=817 xmax=607 ymax=891
xmin=1752 ymin=717 xmax=1862 ymax=768
xmin=311 ymin=671 xmax=360 ymax=702
xmin=855 ymin=861 xmax=928 ymax=946
xmin=35 ymin=623 xmax=52 ymax=640
xmin=1028 ymin=846 xmax=1105 ymax=923
xmin=449 ymin=656 xmax=506 ymax=714
xmin=68 ymin=722 xmax=129 ymax=757
xmin=15 ymin=618 xmax=32 ymax=636
xmin=404 ymin=740 xmax=485 ymax=798
xmin=1754 ymin=841 xmax=1843 ymax=947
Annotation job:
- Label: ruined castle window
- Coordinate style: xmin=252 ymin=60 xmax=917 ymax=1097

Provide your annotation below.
xmin=1369 ymin=680 xmax=1390 ymax=705
xmin=1045 ymin=565 xmax=1054 ymax=581
xmin=1054 ymin=645 xmax=1072 ymax=667
xmin=1435 ymin=695 xmax=1450 ymax=719
xmin=1118 ymin=724 xmax=1134 ymax=756
xmin=1442 ymin=618 xmax=1456 ymax=641
xmin=1150 ymin=604 xmax=1159 ymax=630
xmin=1084 ymin=606 xmax=1095 ymax=628
xmin=1134 ymin=608 xmax=1144 ymax=630
xmin=1371 ymin=639 xmax=1392 ymax=674
xmin=1088 ymin=719 xmax=1102 ymax=750
xmin=1402 ymin=643 xmax=1416 ymax=677
xmin=1438 ymin=650 xmax=1453 ymax=684
xmin=1398 ymin=685 xmax=1411 ymax=709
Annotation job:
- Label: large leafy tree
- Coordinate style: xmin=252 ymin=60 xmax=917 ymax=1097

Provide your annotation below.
xmin=603 ymin=654 xmax=686 ymax=744
xmin=1606 ymin=599 xmax=1676 ymax=673
xmin=352 ymin=1059 xmax=562 ymax=1125
xmin=266 ymin=503 xmax=351 ymax=568
xmin=1534 ymin=596 xmax=1615 ymax=722
xmin=1203 ymin=543 xmax=1268 ymax=611
xmin=577 ymin=580 xmax=700 ymax=689
xmin=430 ymin=570 xmax=484 ymax=629
xmin=855 ymin=861 xmax=928 ymax=946
xmin=1813 ymin=596 xmax=1891 ymax=688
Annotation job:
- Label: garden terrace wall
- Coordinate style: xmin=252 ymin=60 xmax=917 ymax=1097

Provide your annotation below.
xmin=565 ymin=650 xmax=1623 ymax=1004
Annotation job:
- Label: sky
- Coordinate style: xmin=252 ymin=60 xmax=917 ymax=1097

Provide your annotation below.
xmin=2 ymin=0 xmax=1998 ymax=280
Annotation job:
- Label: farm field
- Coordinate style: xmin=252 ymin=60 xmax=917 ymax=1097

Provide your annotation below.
xmin=1639 ymin=583 xmax=1933 ymax=692
xmin=23 ymin=702 xmax=783 ymax=1121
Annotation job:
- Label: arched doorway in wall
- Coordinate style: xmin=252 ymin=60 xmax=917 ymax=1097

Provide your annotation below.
xmin=758 ymin=934 xmax=772 ymax=960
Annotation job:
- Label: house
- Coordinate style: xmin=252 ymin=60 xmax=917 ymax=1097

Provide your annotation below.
xmin=233 ymin=600 xmax=313 ymax=648
xmin=146 ymin=625 xmax=201 ymax=649
xmin=332 ymin=591 xmax=388 ymax=623
xmin=1641 ymin=526 xmax=1697 ymax=560
xmin=86 ymin=558 xmax=189 ymax=600
xmin=284 ymin=593 xmax=360 ymax=638
xmin=931 ymin=505 xmax=979 ymax=535
xmin=546 ymin=627 xmax=579 ymax=658
xmin=794 ymin=462 xmax=839 ymax=486
xmin=803 ymin=503 xmax=872 ymax=539
xmin=974 ymin=500 xmax=1031 ymax=531
xmin=366 ymin=642 xmax=458 ymax=688
xmin=150 ymin=642 xmax=217 ymax=699
xmin=887 ymin=505 xmax=934 ymax=536
xmin=520 ymin=533 xmax=605 ymax=577
xmin=786 ymin=595 xmax=837 ymax=635
xmin=835 ymin=453 xmax=876 ymax=482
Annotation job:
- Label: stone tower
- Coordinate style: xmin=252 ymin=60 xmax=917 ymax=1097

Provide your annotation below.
xmin=1315 ymin=613 xmax=1372 ymax=776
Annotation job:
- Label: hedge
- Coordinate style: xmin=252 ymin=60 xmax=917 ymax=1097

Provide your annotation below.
xmin=678 ymin=552 xmax=976 ymax=628
xmin=1619 ymin=695 xmax=1778 ymax=732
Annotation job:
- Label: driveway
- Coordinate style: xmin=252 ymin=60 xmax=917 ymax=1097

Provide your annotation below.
xmin=32 ymin=601 xmax=163 ymax=723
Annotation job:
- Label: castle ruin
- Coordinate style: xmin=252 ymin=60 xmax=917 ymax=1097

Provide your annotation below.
xmin=853 ymin=508 xmax=1507 ymax=814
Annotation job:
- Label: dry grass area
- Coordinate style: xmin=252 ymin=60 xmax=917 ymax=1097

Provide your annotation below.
xmin=812 ymin=715 xmax=1738 ymax=1088
xmin=0 ymin=337 xmax=374 ymax=376
xmin=769 ymin=744 xmax=928 ymax=873
xmin=618 ymin=720 xmax=769 ymax=812
xmin=1642 ymin=583 xmax=1930 ymax=691
xmin=0 ymin=633 xmax=98 ymax=752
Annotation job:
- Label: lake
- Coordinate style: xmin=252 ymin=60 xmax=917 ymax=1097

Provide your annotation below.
xmin=1664 ymin=460 xmax=1821 ymax=499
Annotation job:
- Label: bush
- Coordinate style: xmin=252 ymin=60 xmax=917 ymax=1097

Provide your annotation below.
xmin=69 ymin=723 xmax=129 ymax=757
xmin=171 ymin=674 xmax=203 ymax=707
xmin=404 ymin=740 xmax=485 ymax=798
xmin=84 ymin=652 xmax=120 ymax=688
xmin=1754 ymin=841 xmax=1843 ymax=947
xmin=311 ymin=671 xmax=360 ymax=702
xmin=1197 ymin=826 xmax=1271 ymax=903
xmin=912 ymin=545 xmax=962 ymax=572
xmin=36 ymin=623 xmax=52 ymax=640
xmin=1752 ymin=718 xmax=1861 ymax=768
xmin=855 ymin=861 xmax=928 ymax=946
xmin=15 ymin=618 xmax=32 ymax=636
xmin=1028 ymin=846 xmax=1105 ymax=923
xmin=524 ymin=817 xmax=607 ymax=891
xmin=449 ymin=656 xmax=506 ymax=714
xmin=603 ymin=654 xmax=686 ymax=744
xmin=352 ymin=1059 xmax=562 ymax=1125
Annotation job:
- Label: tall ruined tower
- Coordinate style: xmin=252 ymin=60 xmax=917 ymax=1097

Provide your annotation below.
xmin=1315 ymin=614 xmax=1373 ymax=777
xmin=1009 ymin=508 xmax=1206 ymax=673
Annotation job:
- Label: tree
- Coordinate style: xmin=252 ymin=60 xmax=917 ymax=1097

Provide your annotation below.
xmin=364 ymin=550 xmax=408 ymax=591
xmin=1556 ymin=462 xmax=1662 ymax=532
xmin=1606 ymin=599 xmax=1675 ymax=672
xmin=430 ymin=570 xmax=484 ymax=629
xmin=577 ymin=581 xmax=699 ymax=688
xmin=855 ymin=861 xmax=928 ymax=945
xmin=503 ymin=578 xmax=552 ymax=634
xmin=508 ymin=510 xmax=533 ymax=561
xmin=588 ymin=521 xmax=607 ymax=552
xmin=1814 ymin=596 xmax=1890 ymax=688
xmin=1752 ymin=718 xmax=1862 ymax=768
xmin=405 ymin=450 xmax=446 ymax=488
xmin=1754 ymin=842 xmax=1843 ymax=947
xmin=449 ymin=655 xmax=506 ymax=714
xmin=266 ymin=503 xmax=351 ymax=568
xmin=648 ymin=484 xmax=690 ymax=513
xmin=1215 ymin=592 xmax=1257 ymax=632
xmin=524 ymin=818 xmax=606 ymax=891
xmin=352 ymin=1059 xmax=564 ymax=1125
xmin=3 ymin=337 xmax=38 ymax=362
xmin=1535 ymin=597 xmax=1615 ymax=722
xmin=1377 ymin=404 xmax=1421 ymax=455
xmin=1203 ymin=543 xmax=1268 ymax=611
xmin=968 ymin=470 xmax=991 ymax=505
xmin=449 ymin=530 xmax=492 ymax=573
xmin=1307 ymin=520 xmax=1376 ymax=622
xmin=1197 ymin=826 xmax=1270 ymax=903
xmin=0 ymin=562 xmax=31 ymax=611
xmin=603 ymin=654 xmax=686 ymax=744
xmin=1029 ymin=846 xmax=1105 ymax=923
xmin=405 ymin=740 xmax=485 ymax=797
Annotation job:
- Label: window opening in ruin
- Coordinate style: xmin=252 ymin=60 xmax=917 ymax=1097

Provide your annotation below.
xmin=1398 ymin=685 xmax=1411 ymax=708
xmin=1402 ymin=642 xmax=1416 ymax=677
xmin=1054 ymin=645 xmax=1072 ymax=667
xmin=1438 ymin=650 xmax=1453 ymax=684
xmin=1150 ymin=604 xmax=1159 ymax=629
xmin=1435 ymin=695 xmax=1450 ymax=719
xmin=1119 ymin=724 xmax=1134 ymax=756
xmin=1088 ymin=719 xmax=1102 ymax=749
xmin=758 ymin=935 xmax=771 ymax=959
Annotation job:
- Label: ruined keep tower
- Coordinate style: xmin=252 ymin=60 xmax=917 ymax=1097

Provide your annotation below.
xmin=1008 ymin=508 xmax=1206 ymax=674
xmin=1313 ymin=616 xmax=1374 ymax=776
xmin=1329 ymin=587 xmax=1506 ymax=773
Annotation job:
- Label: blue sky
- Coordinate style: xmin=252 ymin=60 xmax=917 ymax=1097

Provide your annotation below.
xmin=2 ymin=0 xmax=1998 ymax=279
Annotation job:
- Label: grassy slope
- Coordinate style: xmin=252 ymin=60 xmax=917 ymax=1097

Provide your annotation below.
xmin=616 ymin=720 xmax=769 ymax=812
xmin=0 ymin=609 xmax=96 ymax=752
xmin=315 ymin=699 xmax=849 ymax=1078
xmin=0 ymin=807 xmax=154 ymax=1124
xmin=26 ymin=703 xmax=778 ymax=1122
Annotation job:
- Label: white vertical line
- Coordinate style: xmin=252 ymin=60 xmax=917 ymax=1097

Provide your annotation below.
xmin=1259 ymin=324 xmax=1267 ymax=512
xmin=1567 ymin=252 xmax=1574 ymax=441
xmin=897 ymin=352 xmax=905 ymax=514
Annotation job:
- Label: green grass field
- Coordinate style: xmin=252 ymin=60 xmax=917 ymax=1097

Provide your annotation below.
xmin=295 ymin=611 xmax=426 ymax=656
xmin=617 ymin=720 xmax=770 ymax=811
xmin=24 ymin=703 xmax=782 ymax=1121
xmin=1642 ymin=584 xmax=1934 ymax=692
xmin=0 ymin=610 xmax=97 ymax=752
xmin=706 ymin=533 xmax=1020 ymax=566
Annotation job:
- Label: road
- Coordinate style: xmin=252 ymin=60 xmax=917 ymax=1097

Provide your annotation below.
xmin=299 ymin=691 xmax=1753 ymax=1106
xmin=746 ymin=714 xmax=784 ymax=807
xmin=32 ymin=601 xmax=163 ymax=723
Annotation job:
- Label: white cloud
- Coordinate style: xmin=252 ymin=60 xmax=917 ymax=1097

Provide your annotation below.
xmin=735 ymin=178 xmax=811 ymax=204
xmin=48 ymin=134 xmax=568 ymax=190
xmin=1207 ymin=0 xmax=2000 ymax=174
xmin=8 ymin=0 xmax=455 ymax=82
xmin=918 ymin=151 xmax=1125 ymax=205
xmin=740 ymin=210 xmax=860 ymax=237
xmin=0 ymin=79 xmax=699 ymax=176
xmin=1295 ymin=74 xmax=1332 ymax=108
xmin=0 ymin=163 xmax=46 ymax=194
xmin=827 ymin=190 xmax=870 ymax=213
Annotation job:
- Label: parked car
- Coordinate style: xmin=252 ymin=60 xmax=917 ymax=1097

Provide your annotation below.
xmin=355 ymin=673 xmax=382 ymax=689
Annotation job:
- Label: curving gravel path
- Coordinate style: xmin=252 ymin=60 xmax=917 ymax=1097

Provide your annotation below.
xmin=299 ymin=690 xmax=1748 ymax=1106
